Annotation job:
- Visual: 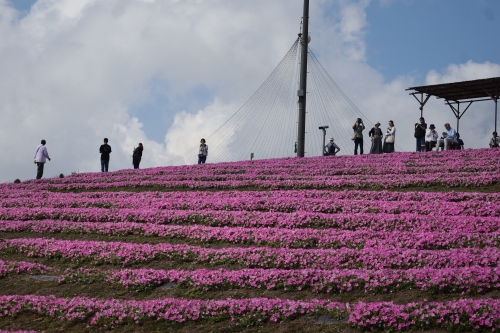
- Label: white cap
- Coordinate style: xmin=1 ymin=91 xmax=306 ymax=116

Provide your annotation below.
xmin=329 ymin=137 xmax=334 ymax=141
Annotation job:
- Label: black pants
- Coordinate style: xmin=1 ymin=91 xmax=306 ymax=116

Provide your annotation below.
xmin=425 ymin=141 xmax=437 ymax=152
xmin=133 ymin=157 xmax=141 ymax=169
xmin=354 ymin=137 xmax=364 ymax=155
xmin=36 ymin=162 xmax=44 ymax=179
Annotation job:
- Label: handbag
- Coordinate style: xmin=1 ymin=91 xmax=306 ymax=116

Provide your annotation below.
xmin=386 ymin=135 xmax=394 ymax=143
xmin=351 ymin=132 xmax=356 ymax=140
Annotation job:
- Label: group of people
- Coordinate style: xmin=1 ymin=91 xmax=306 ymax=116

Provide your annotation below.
xmin=414 ymin=118 xmax=465 ymax=152
xmin=33 ymin=138 xmax=145 ymax=179
xmin=32 ymin=126 xmax=498 ymax=179
xmin=329 ymin=118 xmax=396 ymax=156
xmin=323 ymin=117 xmax=500 ymax=156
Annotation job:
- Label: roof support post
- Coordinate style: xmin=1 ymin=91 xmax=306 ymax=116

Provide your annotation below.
xmin=446 ymin=100 xmax=473 ymax=134
xmin=296 ymin=0 xmax=309 ymax=158
xmin=411 ymin=93 xmax=431 ymax=118
xmin=495 ymin=97 xmax=498 ymax=133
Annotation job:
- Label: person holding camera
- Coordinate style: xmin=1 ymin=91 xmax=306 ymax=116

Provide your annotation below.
xmin=425 ymin=124 xmax=438 ymax=152
xmin=490 ymin=132 xmax=500 ymax=148
xmin=198 ymin=138 xmax=208 ymax=164
xmin=414 ymin=117 xmax=427 ymax=152
xmin=352 ymin=118 xmax=365 ymax=155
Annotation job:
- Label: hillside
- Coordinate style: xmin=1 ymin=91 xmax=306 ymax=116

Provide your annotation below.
xmin=0 ymin=148 xmax=500 ymax=332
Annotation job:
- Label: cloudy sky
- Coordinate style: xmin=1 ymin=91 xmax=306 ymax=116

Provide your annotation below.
xmin=1 ymin=0 xmax=499 ymax=182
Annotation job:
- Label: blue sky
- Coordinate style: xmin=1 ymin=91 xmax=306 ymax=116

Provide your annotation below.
xmin=9 ymin=0 xmax=499 ymax=143
xmin=364 ymin=0 xmax=500 ymax=83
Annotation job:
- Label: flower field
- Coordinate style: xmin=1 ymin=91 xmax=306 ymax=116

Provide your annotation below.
xmin=1 ymin=148 xmax=500 ymax=332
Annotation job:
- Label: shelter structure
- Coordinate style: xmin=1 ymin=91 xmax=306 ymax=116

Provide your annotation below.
xmin=406 ymin=77 xmax=500 ymax=133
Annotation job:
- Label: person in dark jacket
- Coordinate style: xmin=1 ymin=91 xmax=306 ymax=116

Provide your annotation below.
xmin=415 ymin=117 xmax=427 ymax=152
xmin=133 ymin=143 xmax=144 ymax=169
xmin=369 ymin=121 xmax=383 ymax=154
xmin=99 ymin=138 xmax=112 ymax=172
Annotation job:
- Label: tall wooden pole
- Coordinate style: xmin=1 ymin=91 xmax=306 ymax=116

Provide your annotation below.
xmin=297 ymin=0 xmax=309 ymax=157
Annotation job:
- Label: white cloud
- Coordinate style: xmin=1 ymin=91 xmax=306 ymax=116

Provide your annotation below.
xmin=0 ymin=0 xmax=498 ymax=182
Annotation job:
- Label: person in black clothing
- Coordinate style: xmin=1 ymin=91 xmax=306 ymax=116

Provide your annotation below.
xmin=414 ymin=117 xmax=427 ymax=152
xmin=99 ymin=138 xmax=112 ymax=172
xmin=133 ymin=143 xmax=144 ymax=169
xmin=369 ymin=121 xmax=383 ymax=154
xmin=456 ymin=133 xmax=464 ymax=150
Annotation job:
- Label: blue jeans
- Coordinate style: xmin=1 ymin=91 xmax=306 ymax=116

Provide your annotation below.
xmin=416 ymin=136 xmax=425 ymax=152
xmin=101 ymin=160 xmax=109 ymax=172
xmin=198 ymin=155 xmax=207 ymax=164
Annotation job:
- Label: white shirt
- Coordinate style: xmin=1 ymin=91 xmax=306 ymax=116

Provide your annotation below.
xmin=490 ymin=137 xmax=500 ymax=147
xmin=425 ymin=129 xmax=439 ymax=142
xmin=34 ymin=145 xmax=50 ymax=163
xmin=443 ymin=127 xmax=458 ymax=143
xmin=386 ymin=126 xmax=396 ymax=138
xmin=199 ymin=144 xmax=208 ymax=156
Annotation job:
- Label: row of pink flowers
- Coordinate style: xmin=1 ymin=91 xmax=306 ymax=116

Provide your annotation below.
xmin=0 ymin=331 xmax=41 ymax=333
xmin=1 ymin=294 xmax=500 ymax=330
xmin=2 ymin=149 xmax=499 ymax=190
xmin=0 ymin=260 xmax=48 ymax=277
xmin=1 ymin=220 xmax=499 ymax=250
xmin=3 ymin=238 xmax=500 ymax=269
xmin=1 ymin=209 xmax=499 ymax=233
xmin=59 ymin=266 xmax=500 ymax=294
xmin=2 ymin=189 xmax=498 ymax=217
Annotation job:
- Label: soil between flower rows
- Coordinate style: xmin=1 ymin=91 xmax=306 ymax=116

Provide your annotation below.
xmin=2 ymin=150 xmax=500 ymax=332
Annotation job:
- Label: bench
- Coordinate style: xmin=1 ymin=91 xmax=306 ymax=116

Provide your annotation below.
xmin=438 ymin=141 xmax=461 ymax=150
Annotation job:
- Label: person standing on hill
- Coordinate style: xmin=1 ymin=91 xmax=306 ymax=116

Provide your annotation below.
xmin=34 ymin=139 xmax=51 ymax=179
xmin=490 ymin=132 xmax=500 ymax=148
xmin=383 ymin=120 xmax=396 ymax=153
xmin=369 ymin=121 xmax=383 ymax=154
xmin=99 ymin=138 xmax=112 ymax=172
xmin=133 ymin=143 xmax=143 ymax=169
xmin=198 ymin=138 xmax=208 ymax=164
xmin=414 ymin=117 xmax=427 ymax=152
xmin=352 ymin=118 xmax=365 ymax=155
xmin=324 ymin=137 xmax=340 ymax=156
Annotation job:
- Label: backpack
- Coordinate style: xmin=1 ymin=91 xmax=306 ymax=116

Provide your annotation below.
xmin=102 ymin=145 xmax=111 ymax=154
xmin=328 ymin=143 xmax=336 ymax=154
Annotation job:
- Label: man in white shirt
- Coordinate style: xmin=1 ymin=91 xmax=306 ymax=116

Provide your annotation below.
xmin=436 ymin=123 xmax=458 ymax=151
xmin=490 ymin=132 xmax=500 ymax=148
xmin=34 ymin=140 xmax=51 ymax=179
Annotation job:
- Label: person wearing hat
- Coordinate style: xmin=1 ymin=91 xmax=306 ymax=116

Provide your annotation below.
xmin=369 ymin=121 xmax=383 ymax=154
xmin=425 ymin=124 xmax=439 ymax=152
xmin=324 ymin=137 xmax=340 ymax=156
